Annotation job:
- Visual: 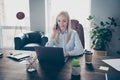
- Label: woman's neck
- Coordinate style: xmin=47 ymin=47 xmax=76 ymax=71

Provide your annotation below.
xmin=61 ymin=29 xmax=67 ymax=34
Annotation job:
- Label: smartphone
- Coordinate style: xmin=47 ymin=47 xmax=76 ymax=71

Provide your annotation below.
xmin=56 ymin=23 xmax=59 ymax=29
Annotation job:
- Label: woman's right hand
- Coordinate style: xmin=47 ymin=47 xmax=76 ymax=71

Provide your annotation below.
xmin=51 ymin=24 xmax=59 ymax=39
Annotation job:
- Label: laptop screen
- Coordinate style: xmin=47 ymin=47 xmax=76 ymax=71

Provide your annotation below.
xmin=34 ymin=47 xmax=65 ymax=64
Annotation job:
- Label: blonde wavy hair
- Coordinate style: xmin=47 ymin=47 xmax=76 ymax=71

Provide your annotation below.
xmin=55 ymin=11 xmax=72 ymax=44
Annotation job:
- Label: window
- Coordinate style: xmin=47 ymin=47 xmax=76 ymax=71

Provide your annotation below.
xmin=46 ymin=0 xmax=91 ymax=50
xmin=0 ymin=0 xmax=30 ymax=49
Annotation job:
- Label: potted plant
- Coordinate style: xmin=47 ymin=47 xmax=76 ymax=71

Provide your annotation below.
xmin=87 ymin=16 xmax=117 ymax=56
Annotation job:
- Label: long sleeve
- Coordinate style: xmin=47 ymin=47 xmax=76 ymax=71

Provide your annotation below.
xmin=46 ymin=30 xmax=84 ymax=56
xmin=45 ymin=38 xmax=56 ymax=47
xmin=65 ymin=30 xmax=84 ymax=56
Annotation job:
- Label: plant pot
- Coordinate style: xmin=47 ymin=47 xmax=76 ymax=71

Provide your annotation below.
xmin=93 ymin=50 xmax=107 ymax=56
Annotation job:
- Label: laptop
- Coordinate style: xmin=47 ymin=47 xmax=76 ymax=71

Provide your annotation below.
xmin=34 ymin=47 xmax=68 ymax=64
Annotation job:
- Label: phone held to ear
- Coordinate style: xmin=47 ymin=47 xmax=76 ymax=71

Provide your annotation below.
xmin=56 ymin=23 xmax=59 ymax=29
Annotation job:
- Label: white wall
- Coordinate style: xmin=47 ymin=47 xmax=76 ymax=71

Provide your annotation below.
xmin=29 ymin=0 xmax=45 ymax=32
xmin=91 ymin=0 xmax=120 ymax=56
xmin=91 ymin=0 xmax=120 ymax=24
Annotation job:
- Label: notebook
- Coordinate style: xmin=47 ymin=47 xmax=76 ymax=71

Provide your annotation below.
xmin=7 ymin=53 xmax=30 ymax=61
xmin=34 ymin=47 xmax=68 ymax=64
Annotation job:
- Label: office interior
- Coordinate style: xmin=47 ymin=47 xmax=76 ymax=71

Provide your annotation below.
xmin=0 ymin=0 xmax=120 ymax=57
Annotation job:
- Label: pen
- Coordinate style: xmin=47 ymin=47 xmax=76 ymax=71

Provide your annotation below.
xmin=105 ymin=73 xmax=108 ymax=80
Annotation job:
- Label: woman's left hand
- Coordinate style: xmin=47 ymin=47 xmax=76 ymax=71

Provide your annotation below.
xmin=64 ymin=52 xmax=69 ymax=57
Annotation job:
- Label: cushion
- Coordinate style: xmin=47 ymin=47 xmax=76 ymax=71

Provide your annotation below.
xmin=27 ymin=32 xmax=42 ymax=43
xmin=22 ymin=43 xmax=41 ymax=51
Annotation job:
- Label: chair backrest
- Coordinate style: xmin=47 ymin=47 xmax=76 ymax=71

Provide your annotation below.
xmin=71 ymin=19 xmax=85 ymax=48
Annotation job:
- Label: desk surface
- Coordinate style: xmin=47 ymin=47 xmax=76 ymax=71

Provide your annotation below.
xmin=0 ymin=50 xmax=120 ymax=80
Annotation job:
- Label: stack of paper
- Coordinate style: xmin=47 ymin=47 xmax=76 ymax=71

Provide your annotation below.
xmin=102 ymin=59 xmax=120 ymax=71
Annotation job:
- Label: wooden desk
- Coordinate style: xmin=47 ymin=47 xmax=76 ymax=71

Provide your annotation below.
xmin=0 ymin=50 xmax=120 ymax=80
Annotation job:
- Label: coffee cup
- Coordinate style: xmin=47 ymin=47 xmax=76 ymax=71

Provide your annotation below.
xmin=84 ymin=50 xmax=93 ymax=64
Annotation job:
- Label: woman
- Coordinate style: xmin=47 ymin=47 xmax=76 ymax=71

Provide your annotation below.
xmin=46 ymin=11 xmax=84 ymax=57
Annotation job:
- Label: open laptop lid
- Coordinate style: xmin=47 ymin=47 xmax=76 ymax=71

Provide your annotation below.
xmin=34 ymin=47 xmax=65 ymax=64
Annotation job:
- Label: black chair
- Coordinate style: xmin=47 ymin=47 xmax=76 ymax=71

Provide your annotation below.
xmin=14 ymin=31 xmax=48 ymax=51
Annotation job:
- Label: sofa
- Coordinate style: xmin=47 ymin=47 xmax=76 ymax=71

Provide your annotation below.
xmin=14 ymin=31 xmax=48 ymax=51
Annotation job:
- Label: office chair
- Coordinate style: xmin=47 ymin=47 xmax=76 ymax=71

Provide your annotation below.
xmin=71 ymin=19 xmax=85 ymax=48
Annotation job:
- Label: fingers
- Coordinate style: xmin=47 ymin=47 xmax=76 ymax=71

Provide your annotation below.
xmin=64 ymin=53 xmax=69 ymax=57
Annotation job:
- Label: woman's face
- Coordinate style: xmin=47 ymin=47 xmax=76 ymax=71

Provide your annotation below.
xmin=57 ymin=15 xmax=68 ymax=33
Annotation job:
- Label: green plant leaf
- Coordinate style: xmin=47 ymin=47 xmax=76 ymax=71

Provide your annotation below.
xmin=100 ymin=21 xmax=105 ymax=26
xmin=89 ymin=16 xmax=117 ymax=50
xmin=87 ymin=15 xmax=94 ymax=20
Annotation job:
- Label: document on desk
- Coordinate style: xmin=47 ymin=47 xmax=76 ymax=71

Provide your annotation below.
xmin=102 ymin=59 xmax=120 ymax=71
xmin=7 ymin=53 xmax=30 ymax=61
